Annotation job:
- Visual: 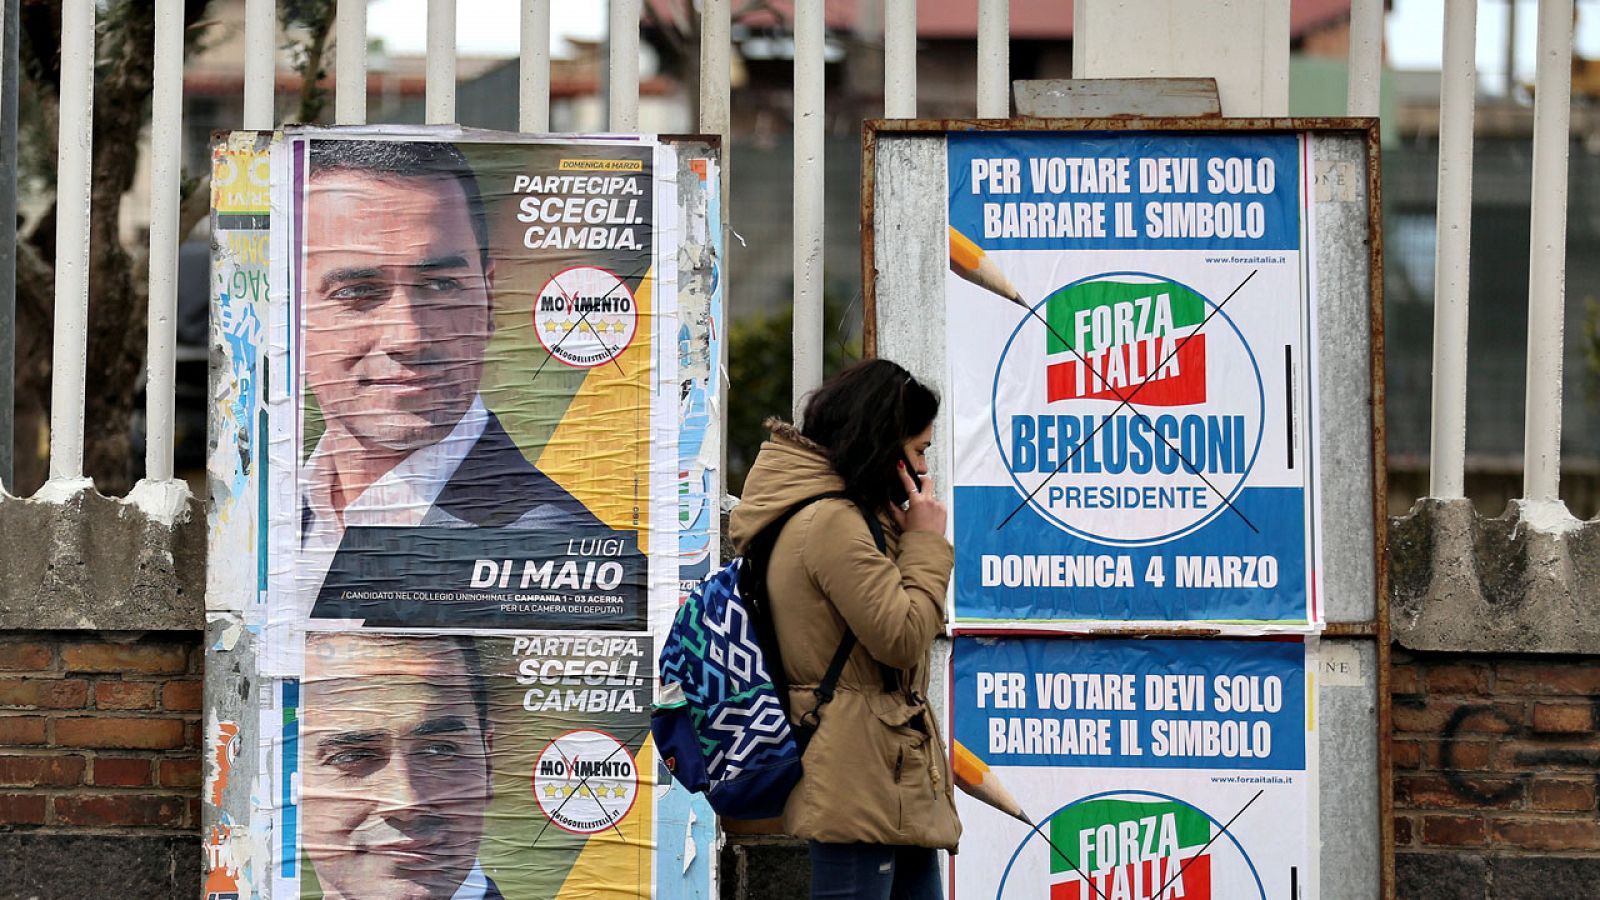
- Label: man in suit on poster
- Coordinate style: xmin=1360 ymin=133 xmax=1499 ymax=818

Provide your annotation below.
xmin=302 ymin=633 xmax=506 ymax=900
xmin=298 ymin=140 xmax=602 ymax=621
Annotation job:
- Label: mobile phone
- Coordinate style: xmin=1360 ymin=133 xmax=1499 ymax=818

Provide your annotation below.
xmin=890 ymin=451 xmax=923 ymax=505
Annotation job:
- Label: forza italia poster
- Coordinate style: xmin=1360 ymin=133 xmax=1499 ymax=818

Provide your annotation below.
xmin=945 ymin=132 xmax=1322 ymax=629
xmin=949 ymin=637 xmax=1316 ymax=900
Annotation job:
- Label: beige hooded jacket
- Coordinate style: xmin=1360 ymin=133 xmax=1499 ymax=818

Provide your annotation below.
xmin=727 ymin=422 xmax=962 ymax=849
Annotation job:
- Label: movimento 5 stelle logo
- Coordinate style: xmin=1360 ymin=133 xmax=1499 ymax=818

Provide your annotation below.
xmin=992 ymin=272 xmax=1265 ymax=547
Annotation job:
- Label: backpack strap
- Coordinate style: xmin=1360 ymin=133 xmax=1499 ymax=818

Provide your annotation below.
xmin=740 ymin=491 xmax=850 ymax=738
xmin=796 ymin=630 xmax=858 ymax=751
xmin=742 ymin=491 xmax=902 ymax=752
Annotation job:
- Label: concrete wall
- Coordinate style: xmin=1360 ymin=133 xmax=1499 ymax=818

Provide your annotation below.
xmin=1388 ymin=496 xmax=1600 ymax=899
xmin=0 ymin=492 xmax=203 ymax=899
xmin=6 ymin=409 xmax=1600 ymax=900
xmin=7 ymin=446 xmax=1600 ymax=900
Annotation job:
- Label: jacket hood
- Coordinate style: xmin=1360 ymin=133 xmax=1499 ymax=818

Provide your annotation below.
xmin=728 ymin=418 xmax=846 ymax=552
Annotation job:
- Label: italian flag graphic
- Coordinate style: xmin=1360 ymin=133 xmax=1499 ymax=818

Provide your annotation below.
xmin=1044 ymin=279 xmax=1208 ymax=407
xmin=1049 ymin=798 xmax=1213 ymax=900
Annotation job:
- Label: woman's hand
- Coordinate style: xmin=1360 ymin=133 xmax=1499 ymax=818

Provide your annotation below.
xmin=890 ymin=461 xmax=947 ymax=535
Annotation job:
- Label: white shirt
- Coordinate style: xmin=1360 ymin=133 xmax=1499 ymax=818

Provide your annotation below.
xmin=297 ymin=396 xmax=489 ymax=616
xmin=450 ymin=861 xmax=491 ymax=900
xmin=321 ymin=860 xmax=489 ymax=900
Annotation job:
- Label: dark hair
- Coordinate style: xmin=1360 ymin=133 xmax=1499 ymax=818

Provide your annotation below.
xmin=800 ymin=359 xmax=939 ymax=512
xmin=447 ymin=635 xmax=492 ymax=744
xmin=304 ymin=632 xmax=492 ymax=755
xmin=307 ymin=140 xmax=492 ymax=270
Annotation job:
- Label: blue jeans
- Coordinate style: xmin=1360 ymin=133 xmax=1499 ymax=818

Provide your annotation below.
xmin=808 ymin=842 xmax=943 ymax=900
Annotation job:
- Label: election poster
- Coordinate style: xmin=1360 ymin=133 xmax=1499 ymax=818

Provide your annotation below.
xmin=220 ymin=129 xmax=708 ymax=900
xmin=946 ymin=131 xmax=1322 ymax=629
xmin=659 ymin=149 xmax=725 ymax=899
xmin=294 ymin=633 xmax=657 ymax=900
xmin=261 ymin=133 xmax=680 ymax=664
xmin=675 ymin=154 xmax=724 ymax=606
xmin=205 ymin=130 xmax=275 ymax=900
xmin=209 ymin=131 xmax=273 ymax=617
xmin=949 ymin=637 xmax=1316 ymax=900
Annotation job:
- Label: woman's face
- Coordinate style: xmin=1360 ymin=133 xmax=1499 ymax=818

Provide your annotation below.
xmin=901 ymin=423 xmax=934 ymax=476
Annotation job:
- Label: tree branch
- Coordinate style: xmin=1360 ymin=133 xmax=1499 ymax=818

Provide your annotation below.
xmin=289 ymin=2 xmax=336 ymax=123
xmin=177 ymin=172 xmax=212 ymax=243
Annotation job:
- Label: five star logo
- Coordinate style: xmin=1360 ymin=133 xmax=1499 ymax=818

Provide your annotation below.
xmin=533 ymin=265 xmax=640 ymax=369
xmin=532 ymin=729 xmax=641 ymax=834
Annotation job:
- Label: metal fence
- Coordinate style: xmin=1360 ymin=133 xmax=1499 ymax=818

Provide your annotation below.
xmin=0 ymin=0 xmax=1589 ymax=526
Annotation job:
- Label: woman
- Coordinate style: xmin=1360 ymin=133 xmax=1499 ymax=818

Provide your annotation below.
xmin=729 ymin=359 xmax=960 ymax=900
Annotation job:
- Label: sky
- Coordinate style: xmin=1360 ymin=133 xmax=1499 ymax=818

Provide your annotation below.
xmin=367 ymin=0 xmax=1600 ymax=95
xmin=368 ymin=0 xmax=606 ymax=58
xmin=1389 ymin=0 xmax=1600 ymax=95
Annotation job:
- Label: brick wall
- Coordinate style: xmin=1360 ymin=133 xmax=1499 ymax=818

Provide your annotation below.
xmin=0 ymin=631 xmax=202 ymax=897
xmin=8 ymin=630 xmax=1599 ymax=899
xmin=1393 ymin=650 xmax=1600 ymax=897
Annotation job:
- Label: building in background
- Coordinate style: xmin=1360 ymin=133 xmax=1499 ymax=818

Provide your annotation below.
xmin=97 ymin=0 xmax=1600 ymax=509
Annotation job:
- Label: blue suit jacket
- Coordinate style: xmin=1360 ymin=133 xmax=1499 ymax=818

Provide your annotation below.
xmin=308 ymin=412 xmax=616 ymax=627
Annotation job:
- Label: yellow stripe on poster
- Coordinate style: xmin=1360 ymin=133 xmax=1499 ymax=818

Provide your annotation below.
xmin=536 ymin=271 xmax=655 ymax=551
xmin=1306 ymin=672 xmax=1316 ymax=732
xmin=555 ymin=737 xmax=657 ymax=899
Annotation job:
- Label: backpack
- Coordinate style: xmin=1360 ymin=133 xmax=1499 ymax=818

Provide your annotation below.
xmin=652 ymin=492 xmax=888 ymax=820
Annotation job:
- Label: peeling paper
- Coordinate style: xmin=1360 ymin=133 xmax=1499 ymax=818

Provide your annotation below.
xmin=682 ymin=808 xmax=699 ymax=873
xmin=208 ymin=132 xmax=273 ymax=620
xmin=209 ymin=615 xmax=245 ymax=652
xmin=207 ymin=720 xmax=241 ymax=807
xmin=204 ymin=817 xmax=247 ymax=899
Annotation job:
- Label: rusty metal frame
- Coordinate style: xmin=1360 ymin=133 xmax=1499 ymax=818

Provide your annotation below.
xmin=860 ymin=117 xmax=1393 ymax=900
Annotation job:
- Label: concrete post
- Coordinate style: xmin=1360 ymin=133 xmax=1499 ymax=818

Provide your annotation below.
xmin=1072 ymin=0 xmax=1290 ymax=117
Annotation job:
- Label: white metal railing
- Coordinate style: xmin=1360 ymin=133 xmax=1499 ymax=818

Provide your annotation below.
xmin=1521 ymin=0 xmax=1575 ymax=505
xmin=976 ymin=0 xmax=1009 ymax=118
xmin=1346 ymin=0 xmax=1384 ymax=118
xmin=335 ymin=0 xmax=368 ymax=125
xmin=1427 ymin=0 xmax=1478 ymax=499
xmin=46 ymin=0 xmax=94 ymax=486
xmin=243 ymin=0 xmax=274 ymax=130
xmin=884 ymin=0 xmax=917 ymax=119
xmin=426 ymin=0 xmax=456 ymax=125
xmin=609 ymin=0 xmax=642 ymax=132
xmin=5 ymin=0 xmax=1588 ymax=527
xmin=520 ymin=0 xmax=551 ymax=133
xmin=791 ymin=0 xmax=825 ymax=416
xmin=146 ymin=0 xmax=185 ymax=484
xmin=699 ymin=0 xmax=731 ymax=143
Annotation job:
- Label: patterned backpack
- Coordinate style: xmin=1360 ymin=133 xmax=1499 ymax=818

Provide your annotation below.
xmin=652 ymin=492 xmax=886 ymax=819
